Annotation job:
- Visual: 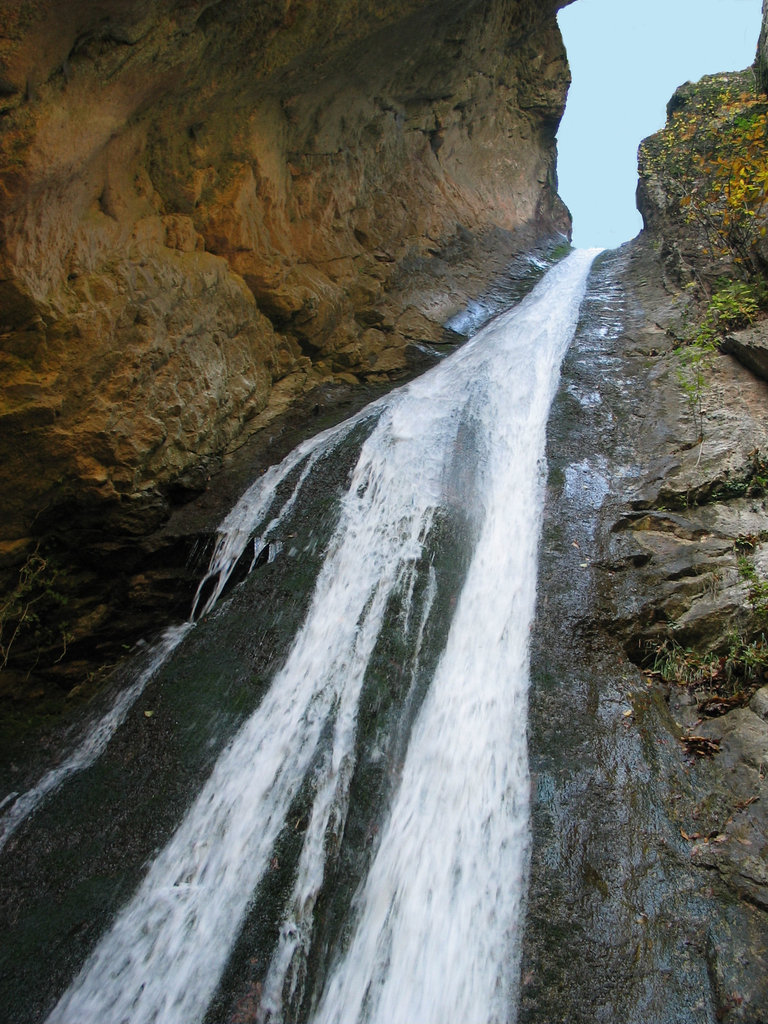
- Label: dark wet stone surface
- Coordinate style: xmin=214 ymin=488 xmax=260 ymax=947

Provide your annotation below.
xmin=521 ymin=238 xmax=768 ymax=1023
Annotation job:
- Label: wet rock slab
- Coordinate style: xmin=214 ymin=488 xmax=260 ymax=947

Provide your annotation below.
xmin=523 ymin=238 xmax=768 ymax=1023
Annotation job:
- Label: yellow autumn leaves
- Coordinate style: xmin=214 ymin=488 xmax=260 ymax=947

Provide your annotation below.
xmin=640 ymin=74 xmax=768 ymax=271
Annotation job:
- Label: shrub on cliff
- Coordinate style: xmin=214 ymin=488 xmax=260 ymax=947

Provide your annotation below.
xmin=638 ymin=70 xmax=768 ymax=278
xmin=674 ymin=278 xmax=762 ymax=442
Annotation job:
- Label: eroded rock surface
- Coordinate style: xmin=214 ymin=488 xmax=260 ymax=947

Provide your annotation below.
xmin=0 ymin=0 xmax=572 ymax=691
xmin=722 ymin=323 xmax=768 ymax=382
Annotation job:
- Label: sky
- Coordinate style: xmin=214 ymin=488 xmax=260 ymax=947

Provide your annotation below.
xmin=557 ymin=0 xmax=764 ymax=249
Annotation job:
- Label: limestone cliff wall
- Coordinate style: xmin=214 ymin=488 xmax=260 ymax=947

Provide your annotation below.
xmin=0 ymin=0 xmax=572 ymax=685
xmin=0 ymin=0 xmax=571 ymax=551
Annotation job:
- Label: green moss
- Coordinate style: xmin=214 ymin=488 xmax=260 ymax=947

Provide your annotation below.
xmin=674 ymin=280 xmax=763 ymax=441
xmin=737 ymin=552 xmax=768 ymax=617
xmin=646 ymin=632 xmax=768 ymax=701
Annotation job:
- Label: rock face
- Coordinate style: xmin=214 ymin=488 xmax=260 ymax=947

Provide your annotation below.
xmin=519 ymin=56 xmax=768 ymax=1022
xmin=522 ymin=238 xmax=768 ymax=1024
xmin=636 ymin=69 xmax=767 ymax=288
xmin=0 ymin=0 xmax=572 ymax=687
xmin=757 ymin=0 xmax=768 ymax=94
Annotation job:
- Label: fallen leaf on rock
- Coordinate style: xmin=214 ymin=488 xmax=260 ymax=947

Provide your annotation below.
xmin=698 ymin=693 xmax=748 ymax=717
xmin=681 ymin=828 xmax=723 ymax=842
xmin=734 ymin=795 xmax=758 ymax=811
xmin=680 ymin=734 xmax=720 ymax=757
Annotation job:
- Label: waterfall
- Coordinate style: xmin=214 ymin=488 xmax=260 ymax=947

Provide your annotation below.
xmin=44 ymin=249 xmax=599 ymax=1024
xmin=0 ymin=407 xmax=376 ymax=854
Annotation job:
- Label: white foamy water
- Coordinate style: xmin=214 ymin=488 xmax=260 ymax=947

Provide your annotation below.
xmin=0 ymin=405 xmax=371 ymax=847
xmin=46 ymin=249 xmax=599 ymax=1024
xmin=190 ymin=405 xmax=381 ymax=620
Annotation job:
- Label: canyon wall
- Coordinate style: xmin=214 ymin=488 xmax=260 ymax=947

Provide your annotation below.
xmin=519 ymin=59 xmax=768 ymax=1022
xmin=0 ymin=0 xmax=572 ymax=686
xmin=757 ymin=0 xmax=768 ymax=94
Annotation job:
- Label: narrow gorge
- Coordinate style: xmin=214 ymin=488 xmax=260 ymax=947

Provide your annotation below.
xmin=2 ymin=1 xmax=768 ymax=1022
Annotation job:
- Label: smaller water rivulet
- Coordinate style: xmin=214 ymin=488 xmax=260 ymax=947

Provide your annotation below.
xmin=0 ymin=624 xmax=192 ymax=853
xmin=2 ymin=250 xmax=598 ymax=1024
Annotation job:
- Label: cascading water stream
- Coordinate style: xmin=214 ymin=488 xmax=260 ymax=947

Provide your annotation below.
xmin=0 ymin=622 xmax=193 ymax=853
xmin=0 ymin=401 xmax=375 ymax=854
xmin=36 ymin=249 xmax=597 ymax=1024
